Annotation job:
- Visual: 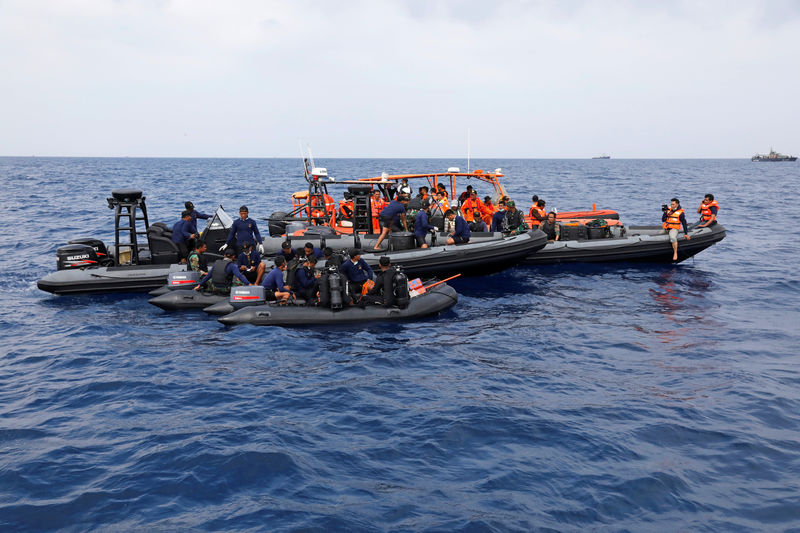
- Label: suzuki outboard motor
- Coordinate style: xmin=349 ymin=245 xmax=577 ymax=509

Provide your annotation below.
xmin=166 ymin=271 xmax=200 ymax=290
xmin=57 ymin=244 xmax=99 ymax=270
xmin=68 ymin=238 xmax=112 ymax=265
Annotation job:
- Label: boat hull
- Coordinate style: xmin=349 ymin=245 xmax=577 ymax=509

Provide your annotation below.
xmin=523 ymin=224 xmax=726 ymax=265
xmin=37 ymin=263 xmax=188 ymax=295
xmin=148 ymin=290 xmax=227 ymax=311
xmin=218 ymin=283 xmax=458 ymax=326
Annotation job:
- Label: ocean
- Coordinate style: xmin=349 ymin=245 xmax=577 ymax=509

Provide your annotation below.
xmin=1 ymin=157 xmax=798 ymax=531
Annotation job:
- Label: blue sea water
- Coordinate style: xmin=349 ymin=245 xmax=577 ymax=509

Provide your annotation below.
xmin=1 ymin=157 xmax=799 ymax=531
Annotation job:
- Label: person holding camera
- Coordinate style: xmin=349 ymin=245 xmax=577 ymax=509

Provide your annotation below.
xmin=662 ymin=198 xmax=691 ymax=261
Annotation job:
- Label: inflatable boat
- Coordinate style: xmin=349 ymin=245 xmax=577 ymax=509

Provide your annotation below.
xmin=523 ymin=223 xmax=726 ymax=265
xmin=218 ymin=282 xmax=458 ymax=327
xmin=37 ymin=189 xmax=232 ymax=295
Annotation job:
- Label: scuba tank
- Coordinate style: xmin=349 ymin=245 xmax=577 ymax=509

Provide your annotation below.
xmin=393 ymin=267 xmax=410 ymax=309
xmin=328 ymin=268 xmax=344 ymax=310
xmin=318 ymin=268 xmax=331 ymax=307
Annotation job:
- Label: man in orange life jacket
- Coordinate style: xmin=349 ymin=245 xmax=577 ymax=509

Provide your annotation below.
xmin=529 ymin=198 xmax=546 ymax=227
xmin=696 ymin=194 xmax=719 ymax=228
xmin=662 ymin=197 xmax=691 ymax=261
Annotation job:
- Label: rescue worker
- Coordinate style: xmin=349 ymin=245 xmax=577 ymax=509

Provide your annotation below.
xmin=293 ymin=254 xmax=321 ymax=305
xmin=261 ymin=256 xmax=292 ymax=303
xmin=433 ymin=190 xmax=450 ymax=212
xmin=482 ymin=196 xmax=498 ymax=226
xmin=398 ymin=178 xmax=412 ymax=197
xmin=461 ymin=190 xmax=488 ymax=226
xmin=363 ymin=256 xmax=396 ymax=306
xmin=417 ymin=186 xmax=430 ymax=202
xmin=662 ymin=197 xmax=691 ymax=261
xmin=237 ymin=241 xmax=266 ymax=285
xmin=373 ymin=195 xmax=410 ymax=251
xmin=222 ymin=205 xmax=264 ymax=256
xmin=340 ymin=248 xmax=374 ymax=299
xmin=445 ymin=209 xmax=471 ymax=245
xmin=458 ymin=185 xmax=474 ymax=206
xmin=529 ymin=199 xmax=547 ymax=227
xmin=195 ymin=248 xmax=251 ymax=294
xmin=276 ymin=241 xmax=298 ymax=262
xmin=540 ymin=212 xmax=561 ymax=242
xmin=184 ymin=201 xmax=211 ymax=229
xmin=697 ymin=194 xmax=719 ymax=228
xmin=302 ymin=242 xmax=324 ymax=260
xmin=171 ymin=210 xmax=197 ymax=263
xmin=339 ymin=193 xmax=355 ymax=221
xmin=323 ymin=247 xmax=345 ymax=268
xmin=414 ymin=199 xmax=435 ymax=248
xmin=370 ymin=190 xmax=387 ymax=233
xmin=504 ymin=200 xmax=529 ymax=234
xmin=187 ymin=240 xmax=208 ymax=277
xmin=490 ymin=201 xmax=507 ymax=232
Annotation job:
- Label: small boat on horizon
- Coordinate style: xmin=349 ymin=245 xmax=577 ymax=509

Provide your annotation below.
xmin=592 ymin=154 xmax=611 ymax=159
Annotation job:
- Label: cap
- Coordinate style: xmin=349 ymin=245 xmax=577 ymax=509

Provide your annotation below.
xmin=281 ymin=241 xmax=292 ymax=249
xmin=506 ymin=200 xmax=516 ymax=207
xmin=224 ymin=248 xmax=236 ymax=257
xmin=185 ymin=201 xmax=194 ymax=209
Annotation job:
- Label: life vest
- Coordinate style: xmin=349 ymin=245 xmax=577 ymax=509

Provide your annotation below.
xmin=663 ymin=208 xmax=684 ymax=230
xmin=211 ymin=259 xmax=233 ymax=289
xmin=529 ymin=205 xmax=546 ymax=226
xmin=371 ymin=197 xmax=387 ymax=232
xmin=461 ymin=198 xmax=483 ymax=222
xmin=308 ymin=194 xmax=336 ymax=224
xmin=339 ymin=200 xmax=354 ymax=219
xmin=700 ymin=200 xmax=719 ymax=221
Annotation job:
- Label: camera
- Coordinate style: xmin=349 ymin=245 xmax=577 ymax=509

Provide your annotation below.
xmin=661 ymin=204 xmax=669 ymax=212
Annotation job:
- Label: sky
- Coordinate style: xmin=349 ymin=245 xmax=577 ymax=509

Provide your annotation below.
xmin=1 ymin=0 xmax=798 ymax=158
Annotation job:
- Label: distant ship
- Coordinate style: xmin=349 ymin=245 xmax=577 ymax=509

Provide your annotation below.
xmin=751 ymin=148 xmax=797 ymax=162
xmin=592 ymin=154 xmax=611 ymax=159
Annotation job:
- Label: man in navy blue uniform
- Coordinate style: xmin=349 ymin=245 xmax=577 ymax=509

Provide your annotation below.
xmin=261 ymin=256 xmax=292 ymax=303
xmin=445 ymin=209 xmax=471 ymax=245
xmin=185 ymin=201 xmax=211 ymax=230
xmin=491 ymin=201 xmax=507 ymax=232
xmin=414 ymin=200 xmax=435 ymax=248
xmin=276 ymin=241 xmax=298 ymax=262
xmin=340 ymin=248 xmax=374 ymax=299
xmin=237 ymin=241 xmax=266 ymax=285
xmin=373 ymin=195 xmax=410 ymax=250
xmin=172 ymin=210 xmax=198 ymax=262
xmin=195 ymin=248 xmax=251 ymax=294
xmin=222 ymin=205 xmax=263 ymax=255
xmin=293 ymin=255 xmax=321 ymax=305
xmin=302 ymin=242 xmax=324 ymax=260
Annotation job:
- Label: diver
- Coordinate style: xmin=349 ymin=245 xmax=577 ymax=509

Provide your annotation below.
xmin=414 ymin=199 xmax=435 ymax=248
xmin=373 ymin=195 xmax=410 ymax=250
xmin=445 ymin=209 xmax=470 ymax=245
xmin=662 ymin=197 xmax=691 ymax=261
xmin=195 ymin=248 xmax=252 ymax=294
xmin=293 ymin=255 xmax=321 ymax=305
xmin=172 ymin=210 xmax=198 ymax=263
xmin=696 ymin=194 xmax=719 ymax=228
xmin=222 ymin=205 xmax=264 ymax=256
xmin=362 ymin=256 xmax=397 ymax=306
xmin=302 ymin=242 xmax=324 ymax=260
xmin=261 ymin=256 xmax=293 ymax=303
xmin=322 ymin=247 xmax=345 ymax=268
xmin=237 ymin=241 xmax=266 ymax=285
xmin=340 ymin=248 xmax=375 ymax=300
xmin=187 ymin=240 xmax=209 ymax=277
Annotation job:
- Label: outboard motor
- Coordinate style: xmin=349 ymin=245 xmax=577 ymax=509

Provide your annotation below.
xmin=393 ymin=267 xmax=410 ymax=309
xmin=166 ymin=271 xmax=200 ymax=290
xmin=230 ymin=285 xmax=266 ymax=309
xmin=57 ymin=244 xmax=99 ymax=270
xmin=68 ymin=238 xmax=112 ymax=266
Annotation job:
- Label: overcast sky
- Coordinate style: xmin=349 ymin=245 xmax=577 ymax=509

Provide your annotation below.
xmin=1 ymin=0 xmax=798 ymax=158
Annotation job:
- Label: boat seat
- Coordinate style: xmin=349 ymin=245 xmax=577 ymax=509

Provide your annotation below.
xmin=149 ymin=235 xmax=180 ymax=264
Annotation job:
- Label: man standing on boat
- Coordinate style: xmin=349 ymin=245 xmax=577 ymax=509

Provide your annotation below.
xmin=662 ymin=198 xmax=691 ymax=261
xmin=172 ymin=210 xmax=198 ymax=263
xmin=373 ymin=196 xmax=410 ymax=251
xmin=222 ymin=205 xmax=264 ymax=256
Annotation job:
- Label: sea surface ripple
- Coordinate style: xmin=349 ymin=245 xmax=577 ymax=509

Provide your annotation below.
xmin=1 ymin=157 xmax=799 ymax=531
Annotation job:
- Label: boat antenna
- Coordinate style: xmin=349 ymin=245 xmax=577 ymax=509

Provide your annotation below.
xmin=298 ymin=140 xmax=310 ymax=182
xmin=307 ymin=144 xmax=316 ymax=172
xmin=467 ymin=128 xmax=471 ymax=173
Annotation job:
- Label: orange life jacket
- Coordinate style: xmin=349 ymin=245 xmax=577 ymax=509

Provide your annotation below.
xmin=371 ymin=197 xmax=387 ymax=232
xmin=461 ymin=197 xmax=484 ymax=222
xmin=529 ymin=205 xmax=546 ymax=226
xmin=700 ymin=200 xmax=719 ymax=221
xmin=339 ymin=200 xmax=354 ymax=219
xmin=663 ymin=208 xmax=684 ymax=230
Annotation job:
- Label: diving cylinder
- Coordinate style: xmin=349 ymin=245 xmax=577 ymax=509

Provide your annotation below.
xmin=329 ymin=270 xmax=343 ymax=309
xmin=393 ymin=268 xmax=410 ymax=308
xmin=318 ymin=270 xmax=331 ymax=307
